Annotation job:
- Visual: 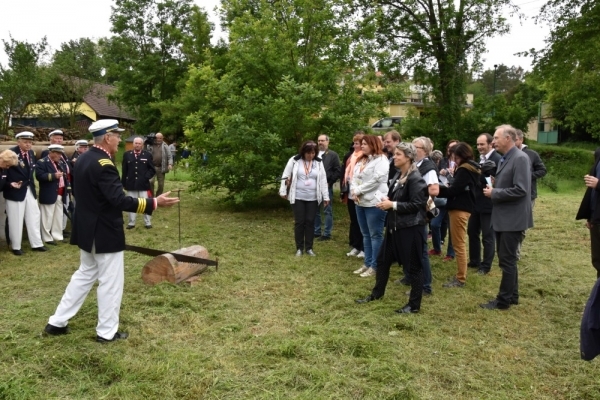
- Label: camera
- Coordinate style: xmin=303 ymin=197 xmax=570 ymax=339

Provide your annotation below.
xmin=144 ymin=132 xmax=156 ymax=146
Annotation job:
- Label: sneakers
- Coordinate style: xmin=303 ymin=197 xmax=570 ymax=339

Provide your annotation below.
xmin=360 ymin=267 xmax=376 ymax=277
xmin=443 ymin=277 xmax=465 ymax=288
xmin=443 ymin=255 xmax=455 ymax=262
xmin=295 ymin=249 xmax=303 ymax=257
xmin=346 ymin=248 xmax=360 ymax=257
xmin=353 ymin=265 xmax=368 ymax=274
xmin=356 ymin=251 xmax=365 ymax=259
xmin=306 ymin=249 xmax=316 ymax=256
xmin=428 ymin=249 xmax=442 ymax=256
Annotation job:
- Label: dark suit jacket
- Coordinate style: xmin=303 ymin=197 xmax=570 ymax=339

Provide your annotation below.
xmin=576 ymin=150 xmax=600 ymax=223
xmin=121 ymin=150 xmax=155 ymax=191
xmin=320 ymin=149 xmax=341 ymax=187
xmin=35 ymin=156 xmax=71 ymax=205
xmin=522 ymin=146 xmax=547 ymax=200
xmin=581 ymin=278 xmax=600 ymax=361
xmin=70 ymin=147 xmax=155 ymax=254
xmin=4 ymin=146 xmax=36 ymax=201
xmin=490 ymin=146 xmax=533 ymax=232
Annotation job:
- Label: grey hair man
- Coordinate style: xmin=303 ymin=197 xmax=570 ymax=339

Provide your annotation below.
xmin=481 ymin=124 xmax=532 ymax=310
xmin=314 ymin=134 xmax=341 ymax=240
xmin=148 ymin=132 xmax=173 ymax=197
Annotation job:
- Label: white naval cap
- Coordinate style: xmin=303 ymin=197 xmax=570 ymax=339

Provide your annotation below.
xmin=88 ymin=119 xmax=125 ymax=137
xmin=48 ymin=129 xmax=64 ymax=137
xmin=15 ymin=131 xmax=34 ymax=139
xmin=48 ymin=144 xmax=65 ymax=152
xmin=75 ymin=140 xmax=89 ymax=147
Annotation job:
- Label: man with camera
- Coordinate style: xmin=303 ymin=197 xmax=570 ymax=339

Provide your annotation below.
xmin=146 ymin=132 xmax=173 ymax=197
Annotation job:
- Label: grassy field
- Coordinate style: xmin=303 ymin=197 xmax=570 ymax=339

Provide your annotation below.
xmin=1 ymin=176 xmax=600 ymax=399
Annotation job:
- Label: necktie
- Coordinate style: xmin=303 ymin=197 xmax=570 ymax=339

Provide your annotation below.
xmin=499 ymin=157 xmax=505 ymax=167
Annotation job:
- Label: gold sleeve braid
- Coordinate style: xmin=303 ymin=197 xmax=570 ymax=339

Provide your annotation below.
xmin=136 ymin=198 xmax=147 ymax=214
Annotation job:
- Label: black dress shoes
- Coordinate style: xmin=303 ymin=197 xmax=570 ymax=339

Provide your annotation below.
xmin=44 ymin=324 xmax=69 ymax=336
xmin=395 ymin=305 xmax=419 ymax=314
xmin=96 ymin=332 xmax=129 ymax=343
xmin=46 ymin=241 xmax=57 ymax=246
xmin=355 ymin=294 xmax=380 ymax=304
xmin=479 ymin=299 xmax=510 ymax=310
xmin=126 ymin=225 xmax=135 ymax=230
xmin=145 ymin=225 xmax=152 ymax=229
xmin=317 ymin=236 xmax=331 ymax=241
xmin=32 ymin=246 xmax=48 ymax=252
xmin=12 ymin=249 xmax=23 ymax=256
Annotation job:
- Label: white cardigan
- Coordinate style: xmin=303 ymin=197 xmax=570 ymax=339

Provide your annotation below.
xmin=279 ymin=155 xmax=329 ymax=204
xmin=351 ymin=154 xmax=390 ymax=207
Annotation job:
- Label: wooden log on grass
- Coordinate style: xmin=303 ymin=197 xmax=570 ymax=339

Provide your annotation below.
xmin=141 ymin=245 xmax=210 ymax=285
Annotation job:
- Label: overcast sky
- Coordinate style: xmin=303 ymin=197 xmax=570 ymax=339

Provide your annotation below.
xmin=1 ymin=0 xmax=548 ymax=72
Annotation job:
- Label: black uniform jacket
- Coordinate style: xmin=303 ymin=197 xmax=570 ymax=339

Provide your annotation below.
xmin=386 ymin=169 xmax=428 ymax=230
xmin=121 ymin=150 xmax=155 ymax=191
xmin=70 ymin=147 xmax=155 ymax=254
xmin=4 ymin=146 xmax=36 ymax=201
xmin=35 ymin=156 xmax=71 ymax=205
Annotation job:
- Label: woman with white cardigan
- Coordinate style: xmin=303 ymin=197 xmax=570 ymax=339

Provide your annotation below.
xmin=280 ymin=141 xmax=330 ymax=256
xmin=351 ymin=135 xmax=389 ymax=277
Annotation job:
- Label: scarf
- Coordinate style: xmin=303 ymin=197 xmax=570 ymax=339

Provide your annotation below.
xmin=344 ymin=150 xmax=363 ymax=185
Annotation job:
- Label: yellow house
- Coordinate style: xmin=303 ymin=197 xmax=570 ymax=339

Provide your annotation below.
xmin=13 ymin=81 xmax=135 ymax=132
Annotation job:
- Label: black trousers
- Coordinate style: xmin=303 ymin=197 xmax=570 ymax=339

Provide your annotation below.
xmin=496 ymin=231 xmax=522 ymax=307
xmin=347 ymin=199 xmax=364 ymax=251
xmin=590 ymin=223 xmax=600 ymax=279
xmin=292 ymin=200 xmax=318 ymax=251
xmin=467 ymin=211 xmax=495 ymax=271
xmin=372 ymin=224 xmax=424 ymax=310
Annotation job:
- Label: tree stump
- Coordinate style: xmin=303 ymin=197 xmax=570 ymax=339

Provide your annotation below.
xmin=141 ymin=245 xmax=211 ymax=285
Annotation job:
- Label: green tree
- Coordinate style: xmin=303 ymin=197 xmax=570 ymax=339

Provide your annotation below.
xmin=183 ymin=0 xmax=382 ymax=203
xmin=0 ymin=37 xmax=48 ymax=134
xmin=356 ymin=0 xmax=517 ymax=142
xmin=33 ymin=38 xmax=104 ymax=129
xmin=102 ymin=0 xmax=213 ymax=134
xmin=531 ymin=0 xmax=600 ymax=139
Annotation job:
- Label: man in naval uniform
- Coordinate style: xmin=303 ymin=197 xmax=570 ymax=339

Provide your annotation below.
xmin=122 ymin=137 xmax=155 ymax=229
xmin=5 ymin=131 xmax=47 ymax=255
xmin=35 ymin=144 xmax=71 ymax=245
xmin=44 ymin=119 xmax=179 ymax=343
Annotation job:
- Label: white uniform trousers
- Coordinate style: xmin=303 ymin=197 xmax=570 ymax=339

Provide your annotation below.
xmin=127 ymin=190 xmax=151 ymax=227
xmin=48 ymin=246 xmax=124 ymax=340
xmin=62 ymin=195 xmax=70 ymax=230
xmin=0 ymin=196 xmax=6 ymax=241
xmin=6 ymin=187 xmax=43 ymax=250
xmin=40 ymin=197 xmax=64 ymax=242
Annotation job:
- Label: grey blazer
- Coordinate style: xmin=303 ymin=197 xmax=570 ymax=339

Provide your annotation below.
xmin=490 ymin=147 xmax=533 ymax=232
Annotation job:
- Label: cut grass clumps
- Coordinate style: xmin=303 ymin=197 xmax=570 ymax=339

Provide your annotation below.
xmin=1 ymin=177 xmax=600 ymax=399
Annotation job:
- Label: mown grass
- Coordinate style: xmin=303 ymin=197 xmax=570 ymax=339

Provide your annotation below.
xmin=1 ymin=176 xmax=600 ymax=399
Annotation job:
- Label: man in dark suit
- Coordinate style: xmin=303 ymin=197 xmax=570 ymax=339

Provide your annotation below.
xmin=122 ymin=137 xmax=155 ymax=229
xmin=314 ymin=134 xmax=341 ymax=240
xmin=44 ymin=119 xmax=179 ymax=343
xmin=5 ymin=132 xmax=47 ymax=255
xmin=35 ymin=145 xmax=71 ymax=245
xmin=468 ymin=133 xmax=501 ymax=275
xmin=481 ymin=124 xmax=533 ymax=310
xmin=576 ymin=148 xmax=600 ymax=278
xmin=383 ymin=130 xmax=401 ymax=181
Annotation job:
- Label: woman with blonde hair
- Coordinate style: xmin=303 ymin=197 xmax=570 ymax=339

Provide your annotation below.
xmin=351 ymin=135 xmax=389 ymax=277
xmin=341 ymin=131 xmax=365 ymax=258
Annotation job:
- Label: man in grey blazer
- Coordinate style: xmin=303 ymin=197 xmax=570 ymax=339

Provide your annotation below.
xmin=481 ymin=124 xmax=533 ymax=310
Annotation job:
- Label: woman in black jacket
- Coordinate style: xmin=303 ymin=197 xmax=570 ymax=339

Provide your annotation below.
xmin=437 ymin=142 xmax=481 ymax=288
xmin=355 ymin=142 xmax=428 ymax=313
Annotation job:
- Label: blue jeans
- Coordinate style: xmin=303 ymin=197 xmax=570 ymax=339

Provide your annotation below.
xmin=431 ymin=206 xmax=455 ymax=257
xmin=355 ymin=205 xmax=386 ymax=270
xmin=314 ymin=186 xmax=334 ymax=237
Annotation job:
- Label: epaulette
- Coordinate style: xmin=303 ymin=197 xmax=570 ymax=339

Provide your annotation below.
xmin=98 ymin=159 xmax=115 ymax=167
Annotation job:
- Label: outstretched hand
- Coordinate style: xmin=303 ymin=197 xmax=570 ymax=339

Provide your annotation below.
xmin=156 ymin=191 xmax=180 ymax=207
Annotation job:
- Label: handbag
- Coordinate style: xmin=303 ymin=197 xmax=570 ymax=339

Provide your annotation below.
xmin=426 ymin=196 xmax=440 ymax=221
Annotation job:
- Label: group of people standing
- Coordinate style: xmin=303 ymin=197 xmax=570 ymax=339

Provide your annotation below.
xmin=0 ymin=129 xmax=91 ymax=255
xmin=280 ymin=123 xmax=545 ymax=314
